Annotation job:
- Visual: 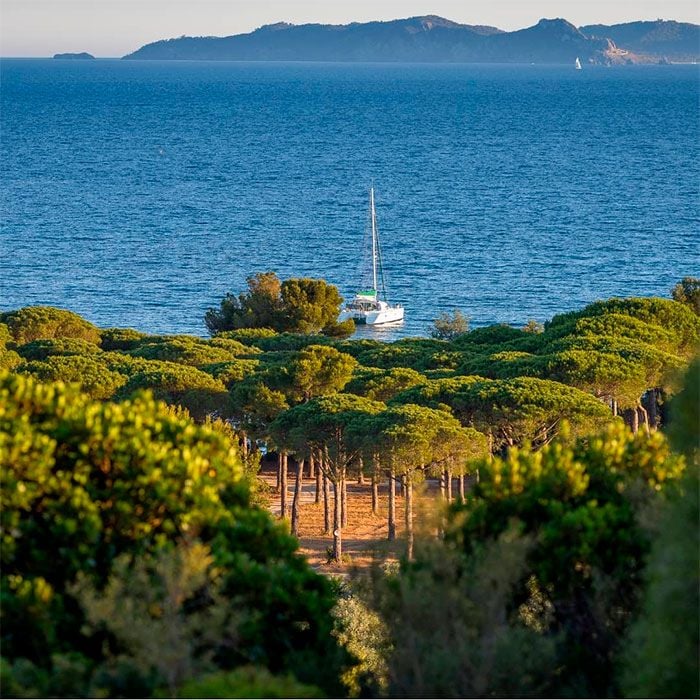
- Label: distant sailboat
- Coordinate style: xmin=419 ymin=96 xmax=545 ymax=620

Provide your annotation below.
xmin=339 ymin=188 xmax=404 ymax=326
xmin=575 ymin=57 xmax=582 ymax=70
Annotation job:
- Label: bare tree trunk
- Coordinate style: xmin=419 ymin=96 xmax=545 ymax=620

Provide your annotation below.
xmin=357 ymin=456 xmax=365 ymax=485
xmin=446 ymin=466 xmax=453 ymax=502
xmin=240 ymin=431 xmax=248 ymax=460
xmin=371 ymin=474 xmax=379 ymax=515
xmin=280 ymin=452 xmax=288 ymax=519
xmin=643 ymin=390 xmax=659 ymax=430
xmin=332 ymin=479 xmax=342 ymax=562
xmin=459 ymin=473 xmax=466 ymax=500
xmin=315 ymin=462 xmax=321 ymax=505
xmin=308 ymin=452 xmax=315 ymax=479
xmin=623 ymin=407 xmax=640 ymax=433
xmin=276 ymin=453 xmax=282 ymax=492
xmin=612 ymin=399 xmax=618 ymax=417
xmin=323 ymin=472 xmax=330 ymax=534
xmin=341 ymin=475 xmax=348 ymax=527
xmin=291 ymin=458 xmax=304 ymax=536
xmin=405 ymin=477 xmax=414 ymax=560
xmin=388 ymin=470 xmax=396 ymax=541
xmin=439 ymin=471 xmax=446 ymax=501
xmin=638 ymin=405 xmax=651 ymax=437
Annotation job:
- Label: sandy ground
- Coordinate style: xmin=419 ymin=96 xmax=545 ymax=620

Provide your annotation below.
xmin=260 ymin=464 xmax=407 ymax=574
xmin=259 ymin=460 xmax=453 ymax=575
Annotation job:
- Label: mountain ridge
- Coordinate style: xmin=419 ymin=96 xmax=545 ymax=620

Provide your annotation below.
xmin=122 ymin=16 xmax=700 ymax=64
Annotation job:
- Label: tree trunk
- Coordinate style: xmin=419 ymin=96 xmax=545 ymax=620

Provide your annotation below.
xmin=280 ymin=452 xmax=288 ymax=519
xmin=371 ymin=474 xmax=379 ymax=516
xmin=446 ymin=466 xmax=453 ymax=502
xmin=341 ymin=475 xmax=348 ymax=527
xmin=276 ymin=453 xmax=282 ymax=492
xmin=332 ymin=479 xmax=342 ymax=562
xmin=459 ymin=473 xmax=466 ymax=500
xmin=323 ymin=472 xmax=330 ymax=534
xmin=357 ymin=456 xmax=365 ymax=485
xmin=315 ymin=462 xmax=321 ymax=505
xmin=291 ymin=458 xmax=304 ymax=536
xmin=240 ymin=431 xmax=248 ymax=460
xmin=308 ymin=452 xmax=315 ymax=479
xmin=405 ymin=477 xmax=414 ymax=560
xmin=612 ymin=399 xmax=618 ymax=417
xmin=638 ymin=405 xmax=651 ymax=437
xmin=643 ymin=390 xmax=659 ymax=430
xmin=388 ymin=470 xmax=396 ymax=541
xmin=439 ymin=471 xmax=446 ymax=501
xmin=623 ymin=408 xmax=640 ymax=433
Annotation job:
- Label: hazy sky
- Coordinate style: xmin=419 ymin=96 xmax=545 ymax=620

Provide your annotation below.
xmin=2 ymin=0 xmax=699 ymax=57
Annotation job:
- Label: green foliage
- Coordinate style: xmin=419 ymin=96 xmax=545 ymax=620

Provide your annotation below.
xmin=205 ymin=272 xmax=348 ymax=337
xmin=667 ymin=355 xmax=700 ymax=462
xmin=0 ymin=306 xmax=101 ymax=345
xmin=100 ymin=327 xmax=150 ymax=351
xmin=394 ymin=375 xmax=612 ymax=449
xmin=351 ymin=337 xmax=457 ymax=371
xmin=0 ymin=372 xmax=348 ymax=695
xmin=200 ymin=359 xmax=260 ymax=388
xmin=19 ymin=355 xmax=127 ymax=400
xmin=0 ymin=347 xmax=23 ymax=371
xmin=278 ymin=277 xmax=345 ymax=335
xmin=115 ymin=363 xmax=231 ymax=419
xmin=283 ymin=345 xmax=357 ymax=402
xmin=215 ymin=327 xmax=278 ymax=344
xmin=367 ymin=534 xmax=558 ymax=698
xmin=16 ymin=337 xmax=103 ymax=361
xmin=73 ymin=542 xmax=232 ymax=696
xmin=129 ymin=338 xmax=237 ymax=366
xmin=450 ymin=423 xmax=685 ymax=695
xmin=346 ymin=366 xmax=428 ymax=402
xmin=208 ymin=336 xmax=258 ymax=356
xmin=452 ymin=323 xmax=530 ymax=349
xmin=333 ymin=595 xmax=390 ymax=697
xmin=671 ymin=276 xmax=700 ymax=315
xmin=176 ymin=667 xmax=324 ymax=699
xmin=621 ymin=464 xmax=699 ymax=698
xmin=546 ymin=297 xmax=700 ymax=356
xmin=428 ymin=310 xmax=469 ymax=340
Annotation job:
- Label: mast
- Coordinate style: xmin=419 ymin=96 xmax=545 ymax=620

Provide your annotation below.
xmin=370 ymin=187 xmax=378 ymax=295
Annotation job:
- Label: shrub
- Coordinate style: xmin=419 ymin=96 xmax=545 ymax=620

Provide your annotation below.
xmin=0 ymin=307 xmax=100 ymax=345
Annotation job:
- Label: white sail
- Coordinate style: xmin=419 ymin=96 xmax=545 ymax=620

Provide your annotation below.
xmin=575 ymin=57 xmax=582 ymax=70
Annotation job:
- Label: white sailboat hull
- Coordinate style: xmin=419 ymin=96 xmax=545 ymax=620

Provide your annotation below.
xmin=340 ymin=304 xmax=404 ymax=325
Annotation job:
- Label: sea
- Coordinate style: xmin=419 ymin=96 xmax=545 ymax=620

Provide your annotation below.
xmin=1 ymin=59 xmax=698 ymax=339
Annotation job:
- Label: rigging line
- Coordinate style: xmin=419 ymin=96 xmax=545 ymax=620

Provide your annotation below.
xmin=374 ymin=215 xmax=389 ymax=302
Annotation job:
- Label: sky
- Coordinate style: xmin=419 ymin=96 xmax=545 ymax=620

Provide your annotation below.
xmin=2 ymin=0 xmax=699 ymax=57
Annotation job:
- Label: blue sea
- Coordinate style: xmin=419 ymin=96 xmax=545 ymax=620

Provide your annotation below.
xmin=1 ymin=59 xmax=698 ymax=338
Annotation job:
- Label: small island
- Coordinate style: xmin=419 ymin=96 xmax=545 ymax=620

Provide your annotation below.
xmin=52 ymin=52 xmax=95 ymax=60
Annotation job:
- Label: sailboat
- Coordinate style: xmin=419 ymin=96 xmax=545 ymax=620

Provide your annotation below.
xmin=575 ymin=57 xmax=582 ymax=70
xmin=339 ymin=187 xmax=404 ymax=326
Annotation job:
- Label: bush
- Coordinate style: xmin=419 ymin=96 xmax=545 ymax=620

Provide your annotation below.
xmin=129 ymin=339 xmax=237 ymax=367
xmin=0 ymin=307 xmax=100 ymax=345
xmin=100 ymin=327 xmax=151 ymax=351
xmin=19 ymin=355 xmax=127 ymax=399
xmin=176 ymin=667 xmax=324 ymax=699
xmin=0 ymin=372 xmax=348 ymax=695
xmin=115 ymin=363 xmax=231 ymax=419
xmin=16 ymin=338 xmax=103 ymax=361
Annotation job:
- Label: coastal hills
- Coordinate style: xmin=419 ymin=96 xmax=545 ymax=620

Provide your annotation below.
xmin=123 ymin=16 xmax=699 ymax=64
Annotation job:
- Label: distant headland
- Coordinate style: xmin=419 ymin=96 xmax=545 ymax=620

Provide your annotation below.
xmin=122 ymin=16 xmax=699 ymax=64
xmin=53 ymin=52 xmax=95 ymax=60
